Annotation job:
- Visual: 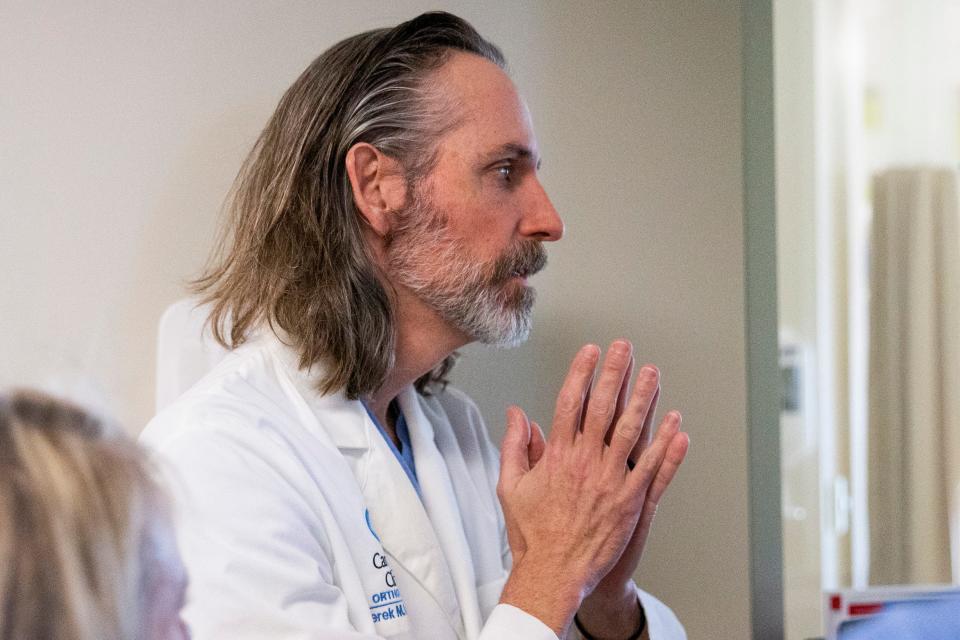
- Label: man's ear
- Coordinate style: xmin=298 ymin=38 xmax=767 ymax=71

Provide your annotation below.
xmin=344 ymin=142 xmax=407 ymax=238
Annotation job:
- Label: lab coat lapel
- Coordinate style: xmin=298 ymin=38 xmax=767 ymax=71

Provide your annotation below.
xmin=266 ymin=340 xmax=412 ymax=636
xmin=354 ymin=402 xmax=465 ymax=637
xmin=398 ymin=387 xmax=484 ymax=640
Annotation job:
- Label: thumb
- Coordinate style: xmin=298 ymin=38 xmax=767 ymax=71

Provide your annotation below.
xmin=499 ymin=405 xmax=531 ymax=491
xmin=528 ymin=420 xmax=546 ymax=467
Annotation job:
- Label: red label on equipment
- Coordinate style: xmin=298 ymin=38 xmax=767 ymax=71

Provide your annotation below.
xmin=849 ymin=603 xmax=884 ymax=616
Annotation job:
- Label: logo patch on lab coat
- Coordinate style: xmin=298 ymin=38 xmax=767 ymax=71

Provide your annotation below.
xmin=365 ymin=509 xmax=409 ymax=630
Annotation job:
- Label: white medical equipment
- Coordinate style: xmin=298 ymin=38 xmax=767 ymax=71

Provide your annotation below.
xmin=155 ymin=298 xmax=227 ymax=412
xmin=824 ymin=584 xmax=960 ymax=639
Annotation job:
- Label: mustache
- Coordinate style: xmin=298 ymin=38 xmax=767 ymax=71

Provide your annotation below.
xmin=491 ymin=241 xmax=548 ymax=284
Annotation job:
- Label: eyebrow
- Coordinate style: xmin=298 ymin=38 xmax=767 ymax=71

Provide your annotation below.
xmin=480 ymin=142 xmax=542 ymax=169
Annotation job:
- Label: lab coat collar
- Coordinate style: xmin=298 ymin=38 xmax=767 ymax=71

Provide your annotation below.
xmin=263 ymin=331 xmax=369 ymax=450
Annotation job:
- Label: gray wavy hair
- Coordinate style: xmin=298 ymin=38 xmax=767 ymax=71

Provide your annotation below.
xmin=194 ymin=12 xmax=505 ymax=398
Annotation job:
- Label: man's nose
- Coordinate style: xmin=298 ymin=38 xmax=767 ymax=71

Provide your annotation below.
xmin=518 ymin=178 xmax=564 ymax=242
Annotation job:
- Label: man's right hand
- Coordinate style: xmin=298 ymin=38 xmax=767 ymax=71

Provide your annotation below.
xmin=496 ymin=341 xmax=687 ymax=637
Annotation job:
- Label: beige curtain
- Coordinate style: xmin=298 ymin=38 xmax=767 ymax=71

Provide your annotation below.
xmin=868 ymin=167 xmax=960 ymax=585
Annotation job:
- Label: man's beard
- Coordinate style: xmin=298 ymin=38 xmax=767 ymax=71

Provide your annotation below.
xmin=386 ymin=190 xmax=547 ymax=348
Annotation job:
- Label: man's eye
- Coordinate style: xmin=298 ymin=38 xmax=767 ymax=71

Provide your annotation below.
xmin=497 ymin=165 xmax=513 ymax=181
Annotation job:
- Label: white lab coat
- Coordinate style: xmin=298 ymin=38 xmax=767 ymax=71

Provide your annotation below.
xmin=141 ymin=332 xmax=686 ymax=640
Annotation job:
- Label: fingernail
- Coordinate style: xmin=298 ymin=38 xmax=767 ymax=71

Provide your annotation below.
xmin=640 ymin=365 xmax=660 ymax=381
xmin=610 ymin=340 xmax=631 ymax=356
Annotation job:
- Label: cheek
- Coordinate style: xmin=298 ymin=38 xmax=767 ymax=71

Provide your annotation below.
xmin=422 ymin=186 xmax=519 ymax=260
xmin=457 ymin=205 xmax=517 ymax=254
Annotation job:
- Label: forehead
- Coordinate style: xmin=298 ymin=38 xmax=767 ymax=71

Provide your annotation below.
xmin=427 ymin=52 xmax=538 ymax=158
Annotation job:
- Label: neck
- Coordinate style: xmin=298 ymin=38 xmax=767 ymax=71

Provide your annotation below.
xmin=365 ymin=285 xmax=469 ymax=428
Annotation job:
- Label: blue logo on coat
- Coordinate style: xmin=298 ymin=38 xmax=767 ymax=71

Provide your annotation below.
xmin=365 ymin=508 xmax=380 ymax=542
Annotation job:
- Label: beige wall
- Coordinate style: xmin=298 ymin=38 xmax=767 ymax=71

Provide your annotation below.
xmin=1 ymin=1 xmax=750 ymax=637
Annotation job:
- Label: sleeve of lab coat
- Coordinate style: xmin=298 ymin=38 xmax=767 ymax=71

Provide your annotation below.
xmin=480 ymin=604 xmax=560 ymax=639
xmin=150 ymin=414 xmax=388 ymax=640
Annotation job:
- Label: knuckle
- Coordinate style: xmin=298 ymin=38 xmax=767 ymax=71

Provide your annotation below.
xmin=587 ymin=398 xmax=613 ymax=419
xmin=615 ymin=493 xmax=639 ymax=519
xmin=634 ymin=459 xmax=657 ymax=482
xmin=614 ymin=422 xmax=641 ymax=441
xmin=556 ymin=391 xmax=581 ymax=416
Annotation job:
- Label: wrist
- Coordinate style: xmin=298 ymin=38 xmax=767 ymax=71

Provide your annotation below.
xmin=500 ymin=556 xmax=585 ymax=637
xmin=574 ymin=598 xmax=646 ymax=640
xmin=577 ymin=581 xmax=642 ymax=639
xmin=582 ymin=579 xmax=637 ymax=617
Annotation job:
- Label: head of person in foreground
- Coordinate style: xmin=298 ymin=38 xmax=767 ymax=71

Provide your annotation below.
xmin=0 ymin=389 xmax=189 ymax=640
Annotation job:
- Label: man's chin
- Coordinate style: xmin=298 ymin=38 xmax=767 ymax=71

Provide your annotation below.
xmin=487 ymin=329 xmax=531 ymax=349
xmin=474 ymin=309 xmax=533 ymax=348
xmin=439 ymin=284 xmax=535 ymax=347
xmin=478 ymin=333 xmax=529 ymax=349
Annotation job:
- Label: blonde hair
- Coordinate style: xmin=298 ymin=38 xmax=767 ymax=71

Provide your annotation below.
xmin=0 ymin=389 xmax=164 ymax=640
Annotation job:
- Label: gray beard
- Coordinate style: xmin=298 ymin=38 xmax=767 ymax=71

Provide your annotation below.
xmin=386 ymin=197 xmax=544 ymax=347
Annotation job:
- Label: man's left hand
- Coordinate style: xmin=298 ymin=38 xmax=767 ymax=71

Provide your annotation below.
xmin=575 ymin=362 xmax=689 ymax=638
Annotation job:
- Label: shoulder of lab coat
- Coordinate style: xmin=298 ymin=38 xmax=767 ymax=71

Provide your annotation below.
xmin=142 ymin=389 xmax=352 ymax=635
xmin=143 ymin=342 xmax=382 ymax=637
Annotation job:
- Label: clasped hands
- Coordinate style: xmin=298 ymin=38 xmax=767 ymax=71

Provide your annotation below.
xmin=497 ymin=341 xmax=689 ymax=638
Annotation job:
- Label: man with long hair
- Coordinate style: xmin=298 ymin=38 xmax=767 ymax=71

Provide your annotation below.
xmin=143 ymin=12 xmax=689 ymax=640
